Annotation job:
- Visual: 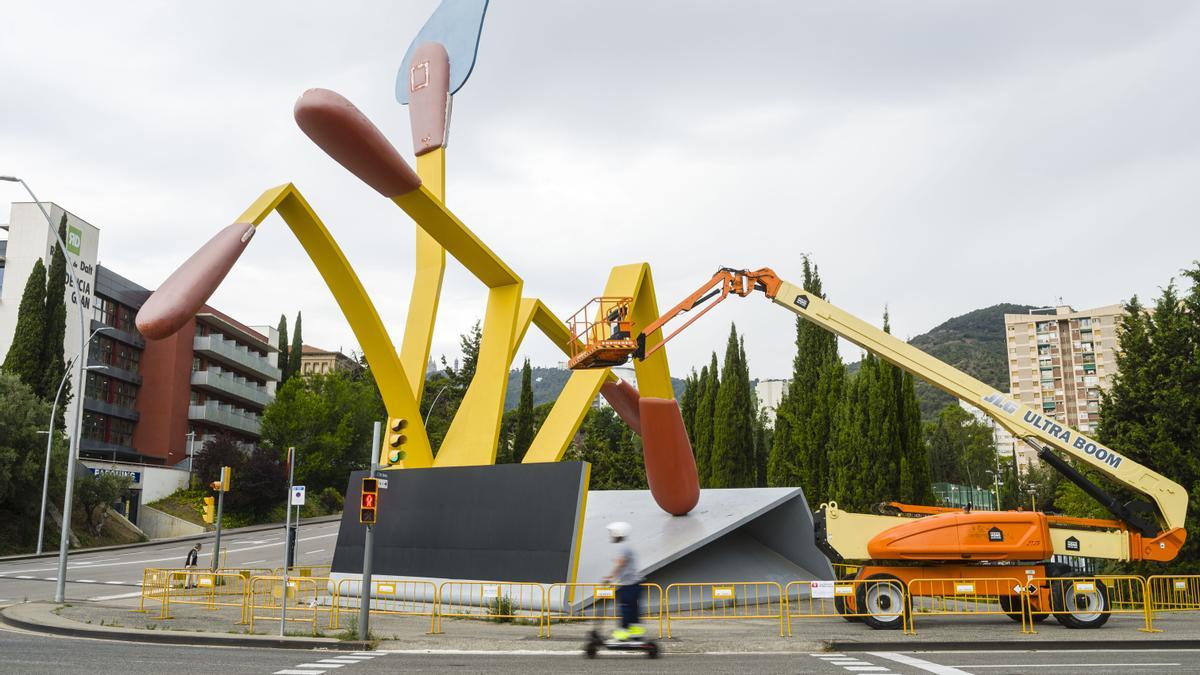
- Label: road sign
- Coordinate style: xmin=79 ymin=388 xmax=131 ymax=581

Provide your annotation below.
xmin=373 ymin=470 xmax=389 ymax=480
xmin=377 ymin=478 xmax=388 ymax=490
xmin=291 ymin=486 xmax=306 ymax=505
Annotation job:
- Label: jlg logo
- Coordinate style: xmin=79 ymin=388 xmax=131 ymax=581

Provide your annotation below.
xmin=66 ymin=225 xmax=82 ymax=255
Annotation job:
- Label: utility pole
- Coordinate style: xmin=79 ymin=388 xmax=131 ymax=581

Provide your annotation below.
xmin=358 ymin=421 xmax=380 ymax=641
xmin=210 ymin=466 xmax=230 ymax=572
xmin=280 ymin=446 xmax=296 ymax=636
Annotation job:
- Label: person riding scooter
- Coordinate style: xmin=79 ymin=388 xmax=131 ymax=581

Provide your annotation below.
xmin=603 ymin=521 xmax=644 ymax=641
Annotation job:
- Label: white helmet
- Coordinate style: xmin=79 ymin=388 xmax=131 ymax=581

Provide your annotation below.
xmin=606 ymin=521 xmax=631 ymax=539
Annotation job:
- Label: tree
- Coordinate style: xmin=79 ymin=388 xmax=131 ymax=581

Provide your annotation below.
xmin=565 ymin=407 xmax=647 ymax=490
xmin=192 ymin=434 xmax=245 ymax=488
xmin=0 ymin=371 xmax=69 ymax=554
xmin=924 ymin=403 xmax=996 ymax=490
xmin=2 ymin=258 xmax=48 ymax=390
xmin=227 ymin=447 xmax=287 ymax=520
xmin=511 ymin=359 xmax=535 ymax=462
xmin=679 ymin=369 xmax=700 ymax=443
xmin=692 ymin=355 xmax=719 ymax=486
xmin=710 ymin=325 xmax=756 ymax=488
xmin=768 ymin=256 xmax=841 ymax=504
xmin=276 ymin=314 xmax=290 ymax=385
xmin=259 ymin=368 xmax=385 ymax=495
xmin=74 ymin=472 xmax=131 ymax=537
xmin=39 ymin=216 xmax=69 ymax=410
xmin=287 ymin=311 xmax=303 ymax=379
xmin=898 ymin=370 xmax=932 ymax=503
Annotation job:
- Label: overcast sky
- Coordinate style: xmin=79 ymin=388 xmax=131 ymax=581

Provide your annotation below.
xmin=3 ymin=1 xmax=1198 ymax=381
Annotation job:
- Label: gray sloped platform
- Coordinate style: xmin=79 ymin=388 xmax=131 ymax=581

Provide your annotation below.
xmin=557 ymin=487 xmax=834 ymax=610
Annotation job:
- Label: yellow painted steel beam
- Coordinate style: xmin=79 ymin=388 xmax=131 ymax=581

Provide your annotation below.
xmin=433 ymin=281 xmax=523 ymax=466
xmin=398 ymin=148 xmax=448 ymax=401
xmin=603 ymin=263 xmax=674 ymax=399
xmin=237 ymin=184 xmax=433 ymax=468
xmin=392 ymin=186 xmax=520 ymax=289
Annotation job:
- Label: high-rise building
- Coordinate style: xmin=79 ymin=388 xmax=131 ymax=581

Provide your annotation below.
xmin=0 ymin=202 xmax=279 ymax=524
xmin=1003 ymin=304 xmax=1124 ymax=435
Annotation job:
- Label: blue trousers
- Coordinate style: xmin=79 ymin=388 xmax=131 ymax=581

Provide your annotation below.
xmin=617 ymin=583 xmax=643 ymax=628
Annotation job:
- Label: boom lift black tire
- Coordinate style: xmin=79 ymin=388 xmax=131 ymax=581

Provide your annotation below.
xmin=834 ymin=595 xmax=862 ymax=623
xmin=856 ymin=574 xmax=908 ymax=630
xmin=998 ymin=594 xmax=1048 ymax=624
xmin=1050 ymin=578 xmax=1111 ymax=629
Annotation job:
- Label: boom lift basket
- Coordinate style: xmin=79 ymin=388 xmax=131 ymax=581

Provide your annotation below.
xmin=566 ymin=297 xmax=638 ymax=370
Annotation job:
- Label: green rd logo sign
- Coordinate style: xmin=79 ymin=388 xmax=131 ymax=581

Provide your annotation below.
xmin=66 ymin=225 xmax=83 ymax=255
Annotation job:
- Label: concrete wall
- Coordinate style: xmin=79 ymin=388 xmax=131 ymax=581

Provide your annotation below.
xmin=138 ymin=505 xmax=205 ymax=540
xmin=140 ymin=465 xmax=190 ymax=503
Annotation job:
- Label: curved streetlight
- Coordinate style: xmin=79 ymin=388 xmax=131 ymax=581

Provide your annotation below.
xmin=422 ymin=383 xmax=453 ymax=427
xmin=36 ymin=326 xmax=114 ymax=554
xmin=1 ymin=175 xmax=91 ymax=602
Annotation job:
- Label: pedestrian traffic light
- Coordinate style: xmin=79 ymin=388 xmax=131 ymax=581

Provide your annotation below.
xmin=387 ymin=418 xmax=408 ymax=464
xmin=360 ymin=477 xmax=378 ymax=524
xmin=202 ymin=496 xmax=215 ymax=524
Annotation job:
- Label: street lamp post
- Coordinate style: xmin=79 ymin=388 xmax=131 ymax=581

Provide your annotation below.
xmin=1 ymin=175 xmax=91 ymax=602
xmin=36 ymin=326 xmax=114 ymax=554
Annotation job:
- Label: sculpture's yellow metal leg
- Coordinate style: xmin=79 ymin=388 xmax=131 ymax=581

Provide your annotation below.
xmin=237 ymin=184 xmax=434 ymax=468
xmin=399 ymin=149 xmax=448 ymax=401
xmin=604 ymin=263 xmax=674 ymax=398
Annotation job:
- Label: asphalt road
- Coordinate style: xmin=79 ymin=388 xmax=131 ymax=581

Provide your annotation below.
xmin=0 ymin=518 xmax=340 ymax=603
xmin=1 ymin=623 xmax=1198 ymax=675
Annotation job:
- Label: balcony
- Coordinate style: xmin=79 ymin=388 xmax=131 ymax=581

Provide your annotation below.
xmin=188 ymin=401 xmax=261 ymax=436
xmin=83 ymin=397 xmax=140 ymax=422
xmin=191 ymin=368 xmax=272 ymax=409
xmin=193 ymin=335 xmax=281 ymax=382
xmin=90 ymin=318 xmax=145 ymax=350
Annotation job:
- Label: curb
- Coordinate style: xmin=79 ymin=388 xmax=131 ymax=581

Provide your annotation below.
xmin=0 ymin=515 xmax=343 ymax=562
xmin=0 ymin=603 xmax=370 ymax=651
xmin=828 ymin=638 xmax=1200 ymax=652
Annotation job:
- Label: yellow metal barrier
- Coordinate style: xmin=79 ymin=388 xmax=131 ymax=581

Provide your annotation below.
xmin=246 ymin=575 xmax=331 ymax=636
xmin=831 ymin=563 xmax=862 ymax=580
xmin=1026 ymin=575 xmax=1154 ymax=633
xmin=164 ymin=571 xmax=255 ymax=624
xmin=436 ymin=581 xmax=547 ymax=637
xmin=274 ymin=564 xmax=333 ymax=578
xmin=907 ymin=577 xmax=1030 ymax=635
xmin=135 ymin=568 xmax=174 ymax=618
xmin=1149 ymin=574 xmax=1200 ymax=625
xmin=544 ymin=583 xmax=664 ymax=638
xmin=784 ymin=578 xmax=908 ymax=635
xmin=331 ymin=578 xmax=439 ymax=634
xmin=664 ymin=582 xmax=785 ymax=638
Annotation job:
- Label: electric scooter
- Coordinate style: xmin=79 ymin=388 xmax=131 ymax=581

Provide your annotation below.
xmin=583 ymin=613 xmax=659 ymax=658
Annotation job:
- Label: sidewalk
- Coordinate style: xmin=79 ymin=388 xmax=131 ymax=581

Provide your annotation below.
xmin=12 ymin=594 xmax=1200 ymax=653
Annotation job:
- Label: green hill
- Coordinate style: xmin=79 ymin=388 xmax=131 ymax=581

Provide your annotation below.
xmin=849 ymin=303 xmax=1036 ymax=419
xmin=503 ymin=366 xmax=686 ymax=410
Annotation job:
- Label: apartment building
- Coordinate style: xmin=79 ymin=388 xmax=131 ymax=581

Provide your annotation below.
xmin=1003 ymin=304 xmax=1124 ymax=435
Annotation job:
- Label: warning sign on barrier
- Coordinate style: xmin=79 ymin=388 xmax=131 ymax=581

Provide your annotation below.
xmin=595 ymin=587 xmax=615 ymax=599
xmin=955 ymin=583 xmax=976 ymax=594
xmin=1074 ymin=582 xmax=1095 ymax=592
xmin=810 ymin=581 xmax=834 ymax=598
xmin=712 ymin=586 xmax=735 ymax=600
xmin=378 ymin=583 xmax=395 ymax=594
xmin=1176 ymin=580 xmax=1188 ymax=591
xmin=835 ymin=584 xmax=854 ymax=596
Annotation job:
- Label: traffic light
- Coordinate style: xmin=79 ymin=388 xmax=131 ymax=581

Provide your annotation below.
xmin=360 ymin=477 xmax=378 ymax=524
xmin=202 ymin=496 xmax=215 ymax=524
xmin=387 ymin=418 xmax=408 ymax=464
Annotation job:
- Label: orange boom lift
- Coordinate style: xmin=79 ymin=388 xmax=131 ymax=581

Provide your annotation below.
xmin=567 ymin=266 xmax=1188 ymax=630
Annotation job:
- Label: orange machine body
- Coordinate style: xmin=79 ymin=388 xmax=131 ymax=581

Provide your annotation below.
xmin=867 ymin=511 xmax=1054 ymax=562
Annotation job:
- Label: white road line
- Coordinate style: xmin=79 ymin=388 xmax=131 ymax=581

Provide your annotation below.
xmin=949 ymin=665 xmax=1180 ymax=669
xmin=244 ymin=560 xmax=265 ymax=565
xmin=844 ymin=668 xmax=890 ymax=673
xmin=296 ymin=664 xmax=341 ymax=669
xmin=15 ymin=576 xmax=33 ymax=579
xmin=104 ymin=581 xmax=124 ymax=585
xmin=870 ymin=652 xmax=973 ymax=675
xmin=88 ymin=591 xmax=144 ymax=601
xmin=41 ymin=577 xmax=56 ymax=581
xmin=308 ymin=549 xmax=326 ymax=554
xmin=77 ymin=579 xmax=97 ymax=583
xmin=274 ymin=670 xmax=324 ymax=675
xmin=318 ymin=659 xmax=360 ymax=664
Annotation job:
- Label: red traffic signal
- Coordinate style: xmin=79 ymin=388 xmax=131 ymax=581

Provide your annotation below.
xmin=359 ymin=476 xmax=378 ymax=525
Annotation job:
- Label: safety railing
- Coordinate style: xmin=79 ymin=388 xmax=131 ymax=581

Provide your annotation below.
xmin=785 ymin=578 xmax=908 ymax=635
xmin=1026 ymin=575 xmax=1154 ymax=633
xmin=1148 ymin=575 xmax=1200 ymax=625
xmin=436 ymin=581 xmax=548 ymax=636
xmin=274 ymin=564 xmax=332 ymax=578
xmin=831 ymin=563 xmax=862 ymax=580
xmin=245 ymin=575 xmax=331 ymax=636
xmin=907 ymin=577 xmax=1030 ymax=635
xmin=135 ymin=567 xmax=174 ymax=619
xmin=331 ymin=578 xmax=439 ymax=634
xmin=164 ymin=570 xmax=256 ymax=624
xmin=544 ymin=582 xmax=664 ymax=638
xmin=664 ymin=582 xmax=785 ymax=638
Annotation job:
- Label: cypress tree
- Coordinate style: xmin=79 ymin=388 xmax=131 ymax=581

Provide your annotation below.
xmin=899 ymin=370 xmax=931 ymax=503
xmin=287 ymin=311 xmax=303 ymax=379
xmin=693 ymin=355 xmax=719 ymax=487
xmin=2 ymin=259 xmax=48 ymax=390
xmin=829 ymin=360 xmax=870 ymax=510
xmin=767 ymin=256 xmax=840 ymax=505
xmin=679 ymin=369 xmax=699 ymax=443
xmin=511 ymin=358 xmax=535 ymax=461
xmin=40 ymin=216 xmax=69 ymax=408
xmin=276 ymin=314 xmax=290 ymax=384
xmin=710 ymin=324 xmax=756 ymax=488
